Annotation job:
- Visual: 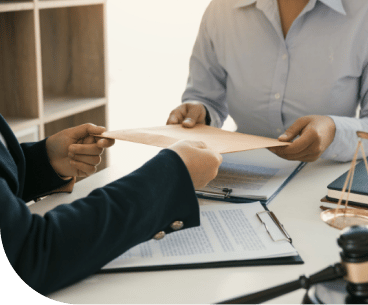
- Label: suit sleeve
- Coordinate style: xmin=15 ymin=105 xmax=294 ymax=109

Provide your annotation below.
xmin=21 ymin=139 xmax=75 ymax=202
xmin=0 ymin=149 xmax=200 ymax=295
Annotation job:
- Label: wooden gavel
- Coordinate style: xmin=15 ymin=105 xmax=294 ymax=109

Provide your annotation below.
xmin=218 ymin=225 xmax=368 ymax=304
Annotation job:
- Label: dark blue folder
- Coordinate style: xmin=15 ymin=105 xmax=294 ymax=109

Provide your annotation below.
xmin=327 ymin=159 xmax=368 ymax=208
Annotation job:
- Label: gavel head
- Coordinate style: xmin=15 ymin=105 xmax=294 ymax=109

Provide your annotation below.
xmin=338 ymin=225 xmax=368 ymax=300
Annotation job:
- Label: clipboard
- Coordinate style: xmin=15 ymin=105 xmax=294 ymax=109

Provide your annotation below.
xmin=196 ymin=160 xmax=306 ymax=205
xmin=256 ymin=210 xmax=292 ymax=243
xmin=98 ymin=255 xmax=303 ymax=274
xmin=98 ymin=203 xmax=303 ymax=274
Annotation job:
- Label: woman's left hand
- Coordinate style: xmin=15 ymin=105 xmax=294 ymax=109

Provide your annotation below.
xmin=268 ymin=115 xmax=336 ymax=162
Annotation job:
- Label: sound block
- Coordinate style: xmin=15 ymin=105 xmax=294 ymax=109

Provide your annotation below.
xmin=303 ymin=279 xmax=368 ymax=304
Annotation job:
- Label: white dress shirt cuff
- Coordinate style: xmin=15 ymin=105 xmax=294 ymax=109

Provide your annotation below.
xmin=321 ymin=116 xmax=368 ymax=162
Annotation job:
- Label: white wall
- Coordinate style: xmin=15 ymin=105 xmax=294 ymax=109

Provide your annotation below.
xmin=106 ymin=0 xmax=212 ymax=166
xmin=106 ymin=0 xmax=212 ymax=129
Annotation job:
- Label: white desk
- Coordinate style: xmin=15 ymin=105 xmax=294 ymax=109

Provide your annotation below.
xmin=29 ymin=142 xmax=351 ymax=304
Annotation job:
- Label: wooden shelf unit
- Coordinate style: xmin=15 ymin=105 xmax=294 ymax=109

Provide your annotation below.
xmin=0 ymin=2 xmax=34 ymax=13
xmin=39 ymin=0 xmax=105 ymax=10
xmin=0 ymin=0 xmax=109 ymax=168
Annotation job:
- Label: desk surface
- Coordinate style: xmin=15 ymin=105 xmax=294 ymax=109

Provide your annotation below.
xmin=29 ymin=142 xmax=351 ymax=304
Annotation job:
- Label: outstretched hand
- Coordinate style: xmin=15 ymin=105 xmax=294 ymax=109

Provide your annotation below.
xmin=166 ymin=102 xmax=207 ymax=128
xmin=169 ymin=140 xmax=222 ymax=189
xmin=268 ymin=115 xmax=336 ymax=162
xmin=46 ymin=124 xmax=115 ymax=178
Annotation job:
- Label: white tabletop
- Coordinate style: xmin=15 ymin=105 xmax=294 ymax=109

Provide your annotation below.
xmin=29 ymin=142 xmax=352 ymax=304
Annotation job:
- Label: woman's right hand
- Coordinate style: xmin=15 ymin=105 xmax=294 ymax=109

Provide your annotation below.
xmin=166 ymin=102 xmax=207 ymax=128
xmin=169 ymin=140 xmax=222 ymax=189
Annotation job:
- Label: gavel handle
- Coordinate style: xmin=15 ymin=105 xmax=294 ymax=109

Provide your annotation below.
xmin=217 ymin=263 xmax=346 ymax=304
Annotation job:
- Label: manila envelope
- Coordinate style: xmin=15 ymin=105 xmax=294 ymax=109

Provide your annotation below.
xmin=97 ymin=124 xmax=290 ymax=154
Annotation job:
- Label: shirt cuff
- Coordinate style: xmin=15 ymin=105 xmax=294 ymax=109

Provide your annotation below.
xmin=321 ymin=116 xmax=366 ymax=162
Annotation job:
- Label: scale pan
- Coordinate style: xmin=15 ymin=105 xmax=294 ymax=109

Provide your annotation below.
xmin=321 ymin=208 xmax=368 ymax=230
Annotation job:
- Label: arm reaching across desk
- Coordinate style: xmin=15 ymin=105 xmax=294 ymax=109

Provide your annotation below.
xmin=170 ymin=140 xmax=222 ymax=189
xmin=102 ymin=202 xmax=299 ymax=272
xmin=0 ymin=114 xmax=222 ymax=295
xmin=46 ymin=123 xmax=115 ymax=179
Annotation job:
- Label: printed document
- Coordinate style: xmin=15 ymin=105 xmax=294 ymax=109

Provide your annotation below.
xmin=102 ymin=202 xmax=298 ymax=270
xmin=197 ymin=149 xmax=303 ymax=200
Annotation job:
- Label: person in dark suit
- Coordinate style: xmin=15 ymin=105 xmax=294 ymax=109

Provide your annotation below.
xmin=0 ymin=114 xmax=222 ymax=295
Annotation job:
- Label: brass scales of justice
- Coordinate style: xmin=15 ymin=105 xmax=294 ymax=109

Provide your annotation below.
xmin=321 ymin=131 xmax=368 ymax=230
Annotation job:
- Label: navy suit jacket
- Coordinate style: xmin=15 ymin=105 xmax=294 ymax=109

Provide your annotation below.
xmin=0 ymin=115 xmax=199 ymax=295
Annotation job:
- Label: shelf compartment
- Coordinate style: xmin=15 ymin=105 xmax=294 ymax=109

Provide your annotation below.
xmin=6 ymin=117 xmax=40 ymax=133
xmin=0 ymin=10 xmax=39 ymax=119
xmin=43 ymin=97 xmax=107 ymax=123
xmin=0 ymin=1 xmax=34 ymax=13
xmin=45 ymin=105 xmax=108 ymax=169
xmin=39 ymin=0 xmax=104 ymax=10
xmin=13 ymin=125 xmax=39 ymax=143
xmin=40 ymin=4 xmax=105 ymax=99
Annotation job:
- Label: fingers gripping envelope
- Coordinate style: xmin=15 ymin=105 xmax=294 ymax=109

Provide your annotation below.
xmin=94 ymin=125 xmax=289 ymax=154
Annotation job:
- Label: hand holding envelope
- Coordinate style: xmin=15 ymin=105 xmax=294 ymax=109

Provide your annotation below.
xmin=95 ymin=124 xmax=289 ymax=154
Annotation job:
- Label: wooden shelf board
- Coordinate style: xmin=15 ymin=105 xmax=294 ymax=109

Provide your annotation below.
xmin=39 ymin=0 xmax=104 ymax=9
xmin=0 ymin=1 xmax=34 ymax=13
xmin=43 ymin=97 xmax=107 ymax=123
xmin=6 ymin=117 xmax=40 ymax=132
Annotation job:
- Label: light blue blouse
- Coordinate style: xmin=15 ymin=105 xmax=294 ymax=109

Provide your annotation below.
xmin=182 ymin=0 xmax=368 ymax=162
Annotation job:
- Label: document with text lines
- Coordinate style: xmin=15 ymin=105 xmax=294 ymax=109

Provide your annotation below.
xmin=101 ymin=202 xmax=300 ymax=271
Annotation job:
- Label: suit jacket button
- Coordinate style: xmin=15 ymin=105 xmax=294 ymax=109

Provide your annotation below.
xmin=170 ymin=221 xmax=184 ymax=231
xmin=153 ymin=231 xmax=165 ymax=240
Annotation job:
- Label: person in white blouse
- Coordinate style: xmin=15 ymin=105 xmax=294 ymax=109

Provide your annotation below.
xmin=167 ymin=0 xmax=368 ymax=162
